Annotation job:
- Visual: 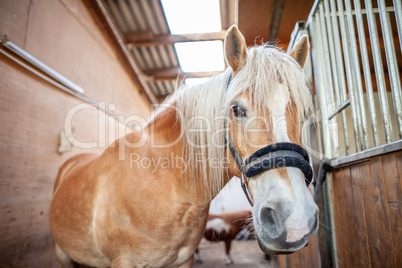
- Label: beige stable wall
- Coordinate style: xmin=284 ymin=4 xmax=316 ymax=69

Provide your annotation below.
xmin=0 ymin=0 xmax=151 ymax=266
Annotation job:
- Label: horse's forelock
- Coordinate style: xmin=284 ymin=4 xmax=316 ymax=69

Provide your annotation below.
xmin=223 ymin=45 xmax=313 ymax=121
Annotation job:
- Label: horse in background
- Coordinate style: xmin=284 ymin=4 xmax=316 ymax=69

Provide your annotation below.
xmin=49 ymin=25 xmax=318 ymax=268
xmin=196 ymin=210 xmax=252 ymax=265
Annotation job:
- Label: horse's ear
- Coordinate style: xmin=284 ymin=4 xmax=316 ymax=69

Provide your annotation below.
xmin=224 ymin=25 xmax=247 ymax=73
xmin=289 ymin=35 xmax=310 ymax=68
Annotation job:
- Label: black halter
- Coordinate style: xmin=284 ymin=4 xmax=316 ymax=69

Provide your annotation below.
xmin=225 ymin=74 xmax=314 ymax=206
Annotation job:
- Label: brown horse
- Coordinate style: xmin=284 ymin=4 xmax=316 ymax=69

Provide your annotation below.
xmin=49 ymin=25 xmax=318 ymax=268
xmin=198 ymin=210 xmax=252 ymax=264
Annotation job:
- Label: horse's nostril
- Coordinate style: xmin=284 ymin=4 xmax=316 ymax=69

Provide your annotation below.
xmin=261 ymin=207 xmax=277 ymax=226
xmin=260 ymin=207 xmax=281 ymax=239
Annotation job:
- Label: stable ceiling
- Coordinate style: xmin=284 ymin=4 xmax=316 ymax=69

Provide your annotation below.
xmin=88 ymin=0 xmax=314 ymax=103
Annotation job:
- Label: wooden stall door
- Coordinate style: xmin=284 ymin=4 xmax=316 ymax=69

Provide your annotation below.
xmin=331 ymin=151 xmax=401 ymax=268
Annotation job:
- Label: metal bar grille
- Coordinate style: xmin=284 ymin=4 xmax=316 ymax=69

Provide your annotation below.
xmin=377 ymin=0 xmax=402 ymax=138
xmin=365 ymin=0 xmax=394 ymax=143
xmin=354 ymin=0 xmax=380 ymax=147
xmin=304 ymin=0 xmax=401 ymax=158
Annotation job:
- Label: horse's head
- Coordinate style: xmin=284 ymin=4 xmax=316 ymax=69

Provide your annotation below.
xmin=224 ymin=26 xmax=318 ymax=254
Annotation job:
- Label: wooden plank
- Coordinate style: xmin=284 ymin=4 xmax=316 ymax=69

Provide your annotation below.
xmin=277 ymin=255 xmax=286 ymax=268
xmin=303 ymin=233 xmax=319 ymax=267
xmin=359 ymin=161 xmax=382 ymax=268
xmin=268 ymin=0 xmax=285 ymax=41
xmin=396 ymin=151 xmax=402 ymax=200
xmin=359 ymin=156 xmax=397 ymax=268
xmin=124 ymin=30 xmax=154 ymax=43
xmin=368 ymin=157 xmax=396 ymax=267
xmin=349 ymin=165 xmax=371 ymax=267
xmin=338 ymin=166 xmax=356 ymax=266
xmin=315 ymin=175 xmax=331 ymax=268
xmin=220 ymin=0 xmax=229 ymax=29
xmin=219 ymin=0 xmax=237 ymax=29
xmin=278 ymin=228 xmax=319 ymax=267
xmin=381 ymin=152 xmax=402 ymax=266
xmin=125 ymin=30 xmax=227 ymax=47
xmin=330 ymin=171 xmax=340 ymax=267
xmin=142 ymin=67 xmax=224 ymax=81
xmin=331 ymin=167 xmax=351 ymax=267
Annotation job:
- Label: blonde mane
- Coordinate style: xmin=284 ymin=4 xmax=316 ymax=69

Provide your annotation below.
xmin=171 ymin=44 xmax=314 ymax=197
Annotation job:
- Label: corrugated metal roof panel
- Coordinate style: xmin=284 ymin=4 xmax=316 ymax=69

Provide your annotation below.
xmin=105 ymin=0 xmax=178 ymax=96
xmin=103 ymin=0 xmax=235 ymax=100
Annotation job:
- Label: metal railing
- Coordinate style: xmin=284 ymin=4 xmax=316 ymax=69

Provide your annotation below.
xmin=288 ymin=1 xmax=402 ymax=267
xmin=305 ymin=0 xmax=402 ymax=159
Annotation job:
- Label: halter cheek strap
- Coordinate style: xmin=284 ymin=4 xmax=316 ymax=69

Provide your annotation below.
xmin=228 ymin=135 xmax=254 ymax=206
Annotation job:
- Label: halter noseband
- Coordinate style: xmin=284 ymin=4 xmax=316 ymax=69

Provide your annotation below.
xmin=225 ymin=74 xmax=313 ymax=207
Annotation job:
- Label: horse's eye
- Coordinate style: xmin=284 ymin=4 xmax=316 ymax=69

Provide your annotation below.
xmin=232 ymin=106 xmax=246 ymax=117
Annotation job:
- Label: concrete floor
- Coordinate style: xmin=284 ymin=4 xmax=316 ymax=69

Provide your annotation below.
xmin=193 ymin=240 xmax=278 ymax=268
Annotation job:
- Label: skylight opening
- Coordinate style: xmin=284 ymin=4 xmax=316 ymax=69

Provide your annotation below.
xmin=161 ymin=0 xmax=225 ymax=86
xmin=175 ymin=41 xmax=225 ymax=73
xmin=161 ymin=0 xmax=222 ymax=34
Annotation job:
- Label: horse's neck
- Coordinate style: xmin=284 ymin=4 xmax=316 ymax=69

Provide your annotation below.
xmin=145 ymin=104 xmax=181 ymax=145
xmin=145 ymin=103 xmax=232 ymax=204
